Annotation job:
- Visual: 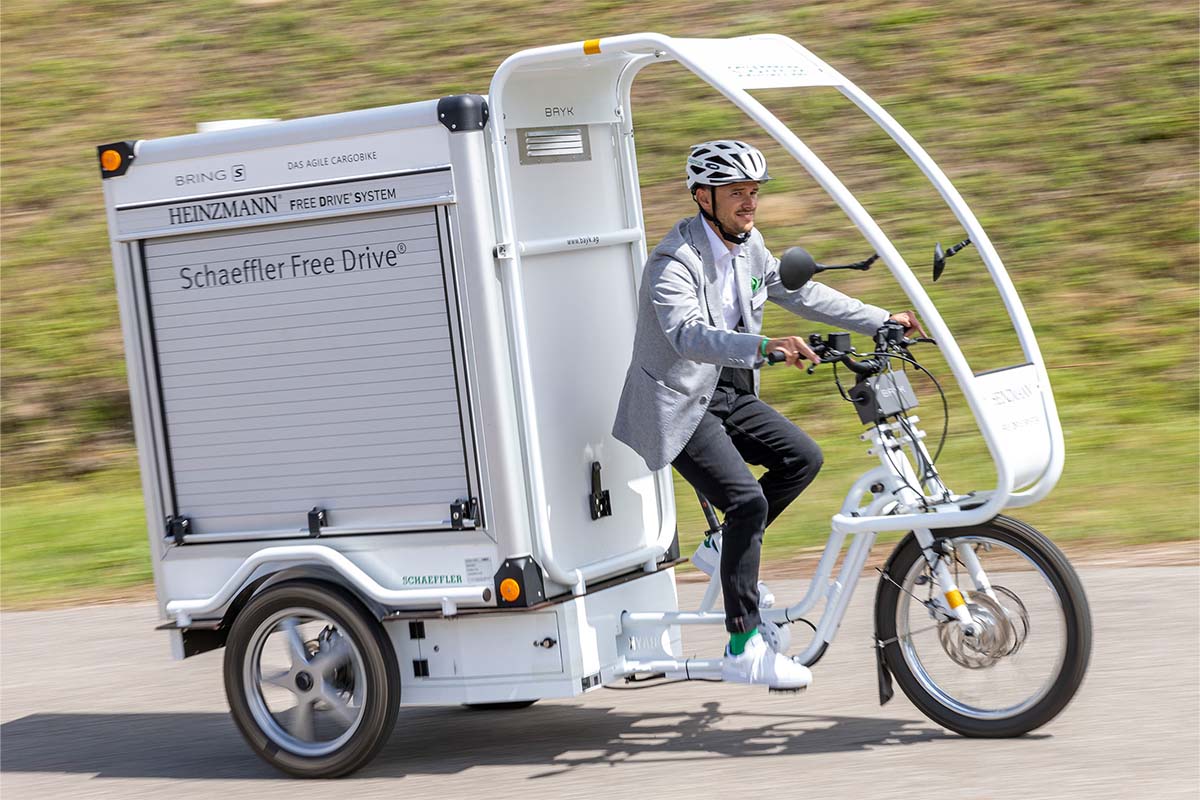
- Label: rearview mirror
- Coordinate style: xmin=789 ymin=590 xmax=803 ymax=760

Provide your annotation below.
xmin=779 ymin=247 xmax=818 ymax=290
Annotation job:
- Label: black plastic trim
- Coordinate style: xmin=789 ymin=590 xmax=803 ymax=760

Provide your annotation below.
xmin=440 ymin=206 xmax=486 ymax=529
xmin=307 ymin=507 xmax=327 ymax=537
xmin=137 ymin=239 xmax=182 ymax=535
xmin=494 ymin=556 xmax=547 ymax=608
xmin=800 ymin=640 xmax=830 ymax=668
xmin=180 ymin=627 xmax=227 ymax=657
xmin=166 ymin=515 xmax=192 ymax=544
xmin=435 ymin=207 xmax=484 ymax=530
xmin=437 ymin=95 xmax=489 ymax=133
xmin=589 ymin=462 xmax=612 ymax=520
xmin=97 ymin=140 xmax=137 ymax=178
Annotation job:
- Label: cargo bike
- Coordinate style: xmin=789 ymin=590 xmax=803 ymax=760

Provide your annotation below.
xmin=95 ymin=33 xmax=1090 ymax=777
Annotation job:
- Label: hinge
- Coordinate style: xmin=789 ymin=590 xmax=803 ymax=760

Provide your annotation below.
xmin=409 ymin=621 xmax=425 ymax=640
xmin=165 ymin=515 xmax=191 ymax=544
xmin=413 ymin=659 xmax=430 ymax=678
xmin=589 ymin=462 xmax=612 ymax=520
xmin=450 ymin=497 xmax=478 ymax=530
xmin=307 ymin=507 xmax=327 ymax=537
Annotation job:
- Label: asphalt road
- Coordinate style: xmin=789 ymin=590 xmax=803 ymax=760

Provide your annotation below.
xmin=2 ymin=564 xmax=1197 ymax=799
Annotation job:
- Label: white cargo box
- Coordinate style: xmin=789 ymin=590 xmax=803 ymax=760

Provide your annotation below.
xmin=99 ymin=92 xmax=678 ymax=625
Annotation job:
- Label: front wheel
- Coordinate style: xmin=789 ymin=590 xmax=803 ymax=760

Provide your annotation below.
xmin=875 ymin=515 xmax=1091 ymax=737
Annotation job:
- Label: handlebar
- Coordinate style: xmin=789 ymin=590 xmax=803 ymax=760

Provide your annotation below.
xmin=764 ymin=322 xmax=936 ymax=373
xmin=811 ymin=322 xmax=935 ymax=375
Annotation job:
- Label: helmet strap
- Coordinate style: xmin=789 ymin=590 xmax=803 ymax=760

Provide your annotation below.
xmin=695 ymin=187 xmax=750 ymax=245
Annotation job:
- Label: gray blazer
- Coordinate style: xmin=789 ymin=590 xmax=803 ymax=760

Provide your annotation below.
xmin=612 ymin=214 xmax=890 ymax=471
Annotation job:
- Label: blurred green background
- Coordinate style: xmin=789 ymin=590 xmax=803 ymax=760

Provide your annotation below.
xmin=2 ymin=0 xmax=1197 ymax=605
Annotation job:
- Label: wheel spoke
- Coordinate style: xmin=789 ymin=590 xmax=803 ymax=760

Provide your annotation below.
xmin=289 ymin=698 xmax=316 ymax=741
xmin=899 ymin=622 xmax=941 ymax=641
xmin=261 ymin=669 xmax=295 ymax=693
xmin=310 ymin=633 xmax=351 ymax=675
xmin=281 ymin=618 xmax=310 ymax=670
xmin=319 ymin=681 xmax=359 ymax=726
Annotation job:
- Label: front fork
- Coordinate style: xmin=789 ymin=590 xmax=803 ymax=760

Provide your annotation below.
xmin=913 ymin=528 xmax=982 ymax=636
xmin=870 ymin=418 xmax=986 ymax=638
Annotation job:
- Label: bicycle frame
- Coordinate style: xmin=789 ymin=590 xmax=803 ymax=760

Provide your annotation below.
xmin=614 ymin=403 xmax=986 ymax=680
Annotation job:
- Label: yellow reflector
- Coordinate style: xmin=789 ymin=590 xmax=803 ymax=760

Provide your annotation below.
xmin=945 ymin=589 xmax=966 ymax=609
xmin=583 ymin=38 xmax=601 ymax=55
xmin=100 ymin=149 xmax=122 ymax=172
xmin=499 ymin=578 xmax=521 ymax=602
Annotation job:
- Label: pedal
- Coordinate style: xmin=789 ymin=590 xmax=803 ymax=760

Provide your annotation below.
xmin=758 ymin=620 xmax=792 ymax=654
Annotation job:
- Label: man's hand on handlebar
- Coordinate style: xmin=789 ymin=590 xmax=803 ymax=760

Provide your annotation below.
xmin=888 ymin=310 xmax=927 ymax=339
xmin=764 ymin=335 xmax=821 ymax=369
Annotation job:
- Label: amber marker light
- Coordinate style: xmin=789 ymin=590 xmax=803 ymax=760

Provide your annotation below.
xmin=499 ymin=578 xmax=521 ymax=603
xmin=100 ymin=149 xmax=123 ymax=172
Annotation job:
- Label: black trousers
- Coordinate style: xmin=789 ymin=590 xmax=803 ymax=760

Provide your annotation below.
xmin=672 ymin=378 xmax=824 ymax=633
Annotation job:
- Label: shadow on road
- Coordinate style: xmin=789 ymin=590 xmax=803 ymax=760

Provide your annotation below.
xmin=1 ymin=701 xmax=957 ymax=779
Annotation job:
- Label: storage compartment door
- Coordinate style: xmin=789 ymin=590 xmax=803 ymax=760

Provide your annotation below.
xmin=139 ymin=207 xmax=476 ymax=537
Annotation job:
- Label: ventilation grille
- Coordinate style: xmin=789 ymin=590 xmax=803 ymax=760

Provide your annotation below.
xmin=517 ymin=127 xmax=592 ymax=165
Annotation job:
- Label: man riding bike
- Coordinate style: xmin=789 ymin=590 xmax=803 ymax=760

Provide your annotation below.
xmin=612 ymin=140 xmax=920 ymax=690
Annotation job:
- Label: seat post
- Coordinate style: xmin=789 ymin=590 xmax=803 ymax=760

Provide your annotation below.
xmin=695 ymin=490 xmax=723 ymax=537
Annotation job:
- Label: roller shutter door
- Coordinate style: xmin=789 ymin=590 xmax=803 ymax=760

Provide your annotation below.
xmin=140 ymin=207 xmax=472 ymax=537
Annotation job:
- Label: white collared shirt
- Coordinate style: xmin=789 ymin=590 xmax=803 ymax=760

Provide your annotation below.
xmin=702 ymin=220 xmax=744 ymax=331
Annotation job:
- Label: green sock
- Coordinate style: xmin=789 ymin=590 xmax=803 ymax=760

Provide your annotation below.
xmin=729 ymin=627 xmax=758 ymax=655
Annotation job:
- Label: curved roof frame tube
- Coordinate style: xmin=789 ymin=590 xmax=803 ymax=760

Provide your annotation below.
xmin=489 ymin=33 xmax=1064 ymax=569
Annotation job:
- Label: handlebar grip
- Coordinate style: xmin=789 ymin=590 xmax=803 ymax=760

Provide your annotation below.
xmin=766 ymin=350 xmax=787 ymax=365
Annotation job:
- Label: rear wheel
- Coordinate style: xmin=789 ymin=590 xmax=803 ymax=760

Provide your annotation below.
xmin=875 ymin=515 xmax=1091 ymax=737
xmin=223 ymin=581 xmax=400 ymax=777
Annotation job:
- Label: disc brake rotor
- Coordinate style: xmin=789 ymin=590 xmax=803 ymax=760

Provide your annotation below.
xmin=992 ymin=584 xmax=1031 ymax=654
xmin=317 ymin=626 xmax=356 ymax=695
xmin=937 ymin=591 xmax=1025 ymax=669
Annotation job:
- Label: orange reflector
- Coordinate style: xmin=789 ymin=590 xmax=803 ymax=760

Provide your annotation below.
xmin=945 ymin=589 xmax=966 ymax=609
xmin=583 ymin=38 xmax=601 ymax=55
xmin=100 ymin=149 xmax=123 ymax=172
xmin=499 ymin=578 xmax=521 ymax=602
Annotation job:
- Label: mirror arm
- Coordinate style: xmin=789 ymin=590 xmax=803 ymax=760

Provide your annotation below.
xmin=817 ymin=252 xmax=878 ymax=272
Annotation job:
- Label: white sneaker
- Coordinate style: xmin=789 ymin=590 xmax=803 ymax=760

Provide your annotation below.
xmin=691 ymin=533 xmax=721 ymax=576
xmin=690 ymin=534 xmax=775 ymax=608
xmin=757 ymin=582 xmax=776 ymax=609
xmin=721 ymin=632 xmax=812 ymax=691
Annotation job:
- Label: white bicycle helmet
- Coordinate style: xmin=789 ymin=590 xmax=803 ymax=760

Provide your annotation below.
xmin=686 ymin=140 xmax=771 ymax=191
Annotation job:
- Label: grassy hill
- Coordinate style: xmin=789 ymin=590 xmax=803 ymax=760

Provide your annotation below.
xmin=1 ymin=0 xmax=1196 ymax=603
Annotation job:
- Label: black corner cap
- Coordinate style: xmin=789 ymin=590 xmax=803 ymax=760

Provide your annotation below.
xmin=437 ymin=95 xmax=489 ymax=133
xmin=97 ymin=140 xmax=137 ymax=178
xmin=494 ymin=556 xmax=546 ymax=608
